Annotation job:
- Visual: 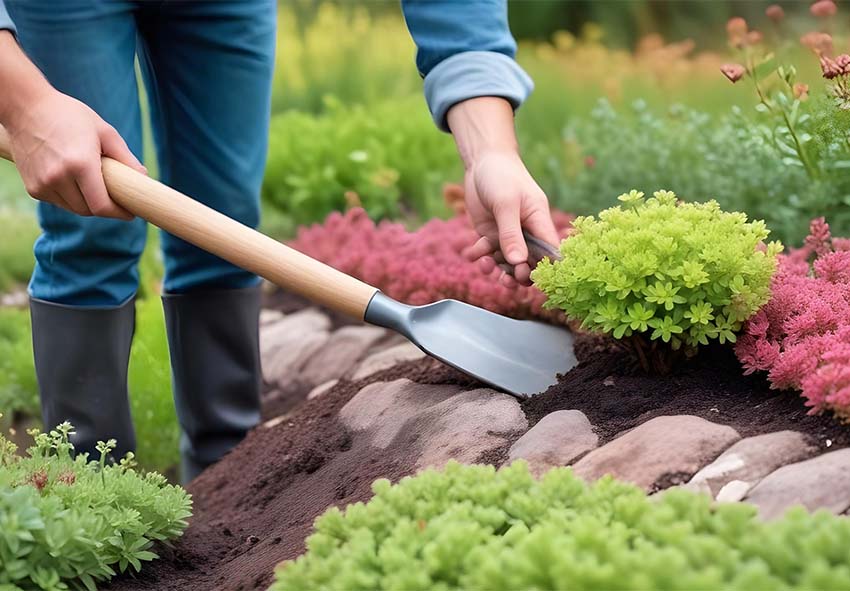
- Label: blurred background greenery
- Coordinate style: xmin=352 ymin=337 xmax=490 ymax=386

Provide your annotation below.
xmin=1 ymin=0 xmax=848 ymax=476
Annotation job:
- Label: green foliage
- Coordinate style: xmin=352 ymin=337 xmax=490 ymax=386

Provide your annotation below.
xmin=0 ymin=209 xmax=38 ymax=294
xmin=0 ymin=307 xmax=38 ymax=419
xmin=128 ymin=297 xmax=178 ymax=476
xmin=532 ymin=191 xmax=781 ymax=371
xmin=262 ymin=96 xmax=459 ymax=228
xmin=0 ymin=421 xmax=191 ymax=590
xmin=273 ymin=461 xmax=850 ymax=591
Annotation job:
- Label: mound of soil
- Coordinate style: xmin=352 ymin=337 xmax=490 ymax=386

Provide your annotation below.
xmin=108 ymin=330 xmax=848 ymax=591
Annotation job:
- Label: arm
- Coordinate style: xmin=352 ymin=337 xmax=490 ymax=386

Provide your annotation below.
xmin=0 ymin=29 xmax=144 ymax=218
xmin=402 ymin=0 xmax=557 ymax=285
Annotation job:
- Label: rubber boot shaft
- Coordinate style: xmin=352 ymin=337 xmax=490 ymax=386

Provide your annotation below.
xmin=30 ymin=297 xmax=137 ymax=460
xmin=163 ymin=286 xmax=262 ymax=482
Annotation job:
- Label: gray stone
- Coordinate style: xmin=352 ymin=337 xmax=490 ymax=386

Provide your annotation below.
xmin=350 ymin=342 xmax=426 ymax=381
xmin=745 ymin=448 xmax=850 ymax=520
xmin=261 ymin=330 xmax=329 ymax=387
xmin=260 ymin=308 xmax=330 ymax=367
xmin=307 ymin=379 xmax=339 ymax=400
xmin=508 ymin=410 xmax=598 ymax=476
xmin=340 ymin=379 xmax=464 ymax=448
xmin=259 ymin=309 xmax=284 ymax=326
xmin=684 ymin=431 xmax=817 ymax=501
xmin=406 ymin=388 xmax=528 ymax=470
xmin=571 ymin=415 xmax=740 ymax=491
xmin=300 ymin=326 xmax=387 ymax=387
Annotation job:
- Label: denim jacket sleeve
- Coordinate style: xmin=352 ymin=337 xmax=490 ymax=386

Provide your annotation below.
xmin=0 ymin=1 xmax=15 ymax=35
xmin=401 ymin=0 xmax=533 ymax=132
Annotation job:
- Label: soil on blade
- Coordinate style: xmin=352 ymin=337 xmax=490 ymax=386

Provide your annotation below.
xmin=108 ymin=330 xmax=849 ymax=591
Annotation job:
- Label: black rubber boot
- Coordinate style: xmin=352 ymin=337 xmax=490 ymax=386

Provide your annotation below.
xmin=30 ymin=297 xmax=137 ymax=460
xmin=162 ymin=286 xmax=262 ymax=483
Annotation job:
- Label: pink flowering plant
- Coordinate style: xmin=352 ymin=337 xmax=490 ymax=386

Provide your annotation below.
xmin=288 ymin=205 xmax=574 ymax=321
xmin=737 ymin=218 xmax=850 ymax=420
xmin=532 ymin=190 xmax=782 ymax=373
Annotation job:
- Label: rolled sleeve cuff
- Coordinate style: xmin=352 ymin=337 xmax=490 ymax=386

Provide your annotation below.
xmin=0 ymin=2 xmax=15 ymax=35
xmin=424 ymin=51 xmax=533 ymax=133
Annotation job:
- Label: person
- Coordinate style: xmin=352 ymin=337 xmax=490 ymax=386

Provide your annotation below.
xmin=0 ymin=1 xmax=558 ymax=482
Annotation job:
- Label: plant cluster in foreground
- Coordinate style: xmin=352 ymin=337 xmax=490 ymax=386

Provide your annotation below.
xmin=0 ymin=420 xmax=191 ymax=590
xmin=273 ymin=461 xmax=850 ymax=590
xmin=737 ymin=217 xmax=850 ymax=420
xmin=288 ymin=205 xmax=574 ymax=320
xmin=532 ymin=190 xmax=781 ymax=372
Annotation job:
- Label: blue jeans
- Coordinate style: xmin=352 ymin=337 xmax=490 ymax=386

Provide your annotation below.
xmin=8 ymin=1 xmax=276 ymax=306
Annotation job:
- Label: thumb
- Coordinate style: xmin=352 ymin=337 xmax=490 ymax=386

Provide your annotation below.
xmin=493 ymin=198 xmax=527 ymax=266
xmin=98 ymin=123 xmax=147 ymax=175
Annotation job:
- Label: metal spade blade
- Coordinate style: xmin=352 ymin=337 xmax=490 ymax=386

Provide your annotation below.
xmin=365 ymin=291 xmax=577 ymax=398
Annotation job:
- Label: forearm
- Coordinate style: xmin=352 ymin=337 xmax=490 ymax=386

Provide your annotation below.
xmin=446 ymin=97 xmax=519 ymax=169
xmin=0 ymin=30 xmax=52 ymax=130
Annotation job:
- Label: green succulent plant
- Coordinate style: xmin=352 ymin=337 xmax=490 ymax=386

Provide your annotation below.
xmin=272 ymin=461 xmax=850 ymax=591
xmin=531 ymin=190 xmax=782 ymax=372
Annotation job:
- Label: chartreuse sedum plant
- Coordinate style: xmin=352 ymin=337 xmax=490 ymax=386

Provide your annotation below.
xmin=0 ymin=418 xmax=191 ymax=591
xmin=273 ymin=461 xmax=850 ymax=590
xmin=532 ymin=190 xmax=782 ymax=372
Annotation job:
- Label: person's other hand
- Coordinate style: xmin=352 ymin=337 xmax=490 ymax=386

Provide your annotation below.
xmin=460 ymin=148 xmax=558 ymax=286
xmin=6 ymin=90 xmax=146 ymax=219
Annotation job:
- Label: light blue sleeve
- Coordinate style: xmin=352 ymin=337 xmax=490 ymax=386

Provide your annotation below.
xmin=401 ymin=0 xmax=533 ymax=132
xmin=0 ymin=0 xmax=15 ymax=35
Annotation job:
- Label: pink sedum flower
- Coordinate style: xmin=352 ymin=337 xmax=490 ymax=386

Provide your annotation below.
xmin=766 ymin=4 xmax=785 ymax=22
xmin=736 ymin=218 xmax=850 ymax=420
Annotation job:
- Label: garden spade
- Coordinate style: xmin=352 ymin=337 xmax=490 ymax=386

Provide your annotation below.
xmin=0 ymin=128 xmax=576 ymax=397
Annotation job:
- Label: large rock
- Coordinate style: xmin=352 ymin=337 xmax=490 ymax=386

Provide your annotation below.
xmin=350 ymin=342 xmax=426 ymax=381
xmin=745 ymin=448 xmax=850 ymax=520
xmin=405 ymin=388 xmax=528 ymax=470
xmin=684 ymin=431 xmax=818 ymax=502
xmin=260 ymin=309 xmax=330 ymax=365
xmin=262 ymin=335 xmax=330 ymax=388
xmin=299 ymin=325 xmax=387 ymax=387
xmin=571 ymin=415 xmax=740 ymax=491
xmin=508 ymin=410 xmax=598 ymax=476
xmin=340 ymin=379 xmax=464 ymax=448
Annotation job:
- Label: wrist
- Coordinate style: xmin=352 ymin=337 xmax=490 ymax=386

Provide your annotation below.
xmin=447 ymin=97 xmax=519 ymax=170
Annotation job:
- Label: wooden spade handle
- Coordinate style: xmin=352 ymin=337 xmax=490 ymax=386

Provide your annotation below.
xmin=0 ymin=125 xmax=378 ymax=319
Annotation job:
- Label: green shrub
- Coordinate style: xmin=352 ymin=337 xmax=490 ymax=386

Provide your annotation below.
xmin=0 ymin=307 xmax=38 ymax=419
xmin=273 ymin=461 xmax=850 ymax=591
xmin=0 ymin=421 xmax=191 ymax=590
xmin=534 ymin=98 xmax=850 ymax=245
xmin=262 ymin=96 xmax=459 ymax=227
xmin=0 ymin=209 xmax=38 ymax=294
xmin=531 ymin=190 xmax=781 ymax=372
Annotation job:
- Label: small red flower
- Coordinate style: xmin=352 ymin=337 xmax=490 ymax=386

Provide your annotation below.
xmin=811 ymin=0 xmax=838 ymax=17
xmin=746 ymin=30 xmax=764 ymax=45
xmin=794 ymin=83 xmax=810 ymax=100
xmin=720 ymin=63 xmax=746 ymax=83
xmin=584 ymin=155 xmax=596 ymax=168
xmin=836 ymin=53 xmax=850 ymax=74
xmin=726 ymin=17 xmax=748 ymax=48
xmin=821 ymin=55 xmax=843 ymax=79
xmin=801 ymin=31 xmax=834 ymax=56
xmin=766 ymin=4 xmax=785 ymax=22
xmin=28 ymin=469 xmax=48 ymax=492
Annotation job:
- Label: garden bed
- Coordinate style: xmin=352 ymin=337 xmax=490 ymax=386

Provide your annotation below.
xmin=107 ymin=302 xmax=850 ymax=591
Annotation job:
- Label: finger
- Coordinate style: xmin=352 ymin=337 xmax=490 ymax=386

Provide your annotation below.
xmin=512 ymin=262 xmax=532 ymax=286
xmin=463 ymin=236 xmax=496 ymax=262
xmin=99 ymin=123 xmax=147 ymax=175
xmin=77 ymin=163 xmax=133 ymax=220
xmin=523 ymin=203 xmax=560 ymax=247
xmin=52 ymin=183 xmax=91 ymax=216
xmin=493 ymin=199 xmax=527 ymax=265
xmin=499 ymin=271 xmax=518 ymax=288
xmin=477 ymin=256 xmax=497 ymax=274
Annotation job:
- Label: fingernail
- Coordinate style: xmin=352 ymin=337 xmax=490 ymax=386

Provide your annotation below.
xmin=507 ymin=249 xmax=523 ymax=264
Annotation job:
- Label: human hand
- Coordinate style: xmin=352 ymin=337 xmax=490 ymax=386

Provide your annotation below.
xmin=460 ymin=148 xmax=558 ymax=286
xmin=5 ymin=90 xmax=146 ymax=219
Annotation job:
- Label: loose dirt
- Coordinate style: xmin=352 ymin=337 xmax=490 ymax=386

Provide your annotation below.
xmin=108 ymin=330 xmax=849 ymax=590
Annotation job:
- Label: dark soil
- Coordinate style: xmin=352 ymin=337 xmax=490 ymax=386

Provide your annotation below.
xmin=106 ymin=359 xmax=473 ymax=591
xmin=108 ymin=327 xmax=849 ymax=591
xmin=523 ymin=337 xmax=850 ymax=450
